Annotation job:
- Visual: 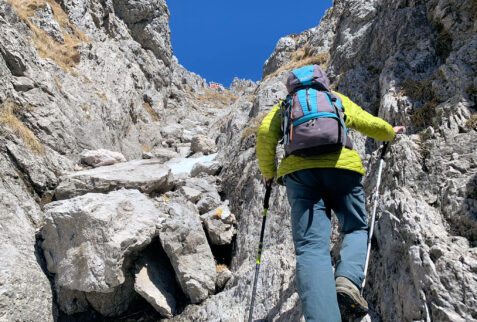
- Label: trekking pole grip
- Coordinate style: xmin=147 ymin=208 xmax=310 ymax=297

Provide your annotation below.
xmin=263 ymin=183 xmax=272 ymax=209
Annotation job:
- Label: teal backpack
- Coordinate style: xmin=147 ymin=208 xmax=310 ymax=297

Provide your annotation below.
xmin=280 ymin=65 xmax=353 ymax=156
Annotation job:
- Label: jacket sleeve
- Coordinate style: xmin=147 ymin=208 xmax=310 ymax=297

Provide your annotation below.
xmin=256 ymin=104 xmax=283 ymax=179
xmin=334 ymin=92 xmax=395 ymax=141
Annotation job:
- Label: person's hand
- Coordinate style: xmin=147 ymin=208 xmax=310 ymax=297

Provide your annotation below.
xmin=262 ymin=176 xmax=274 ymax=186
xmin=393 ymin=126 xmax=405 ymax=134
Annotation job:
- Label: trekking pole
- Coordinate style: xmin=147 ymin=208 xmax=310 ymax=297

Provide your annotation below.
xmin=361 ymin=142 xmax=389 ymax=294
xmin=248 ymin=182 xmax=272 ymax=322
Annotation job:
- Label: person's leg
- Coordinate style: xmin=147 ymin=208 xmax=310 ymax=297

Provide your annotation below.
xmin=321 ymin=169 xmax=368 ymax=288
xmin=286 ymin=170 xmax=341 ymax=322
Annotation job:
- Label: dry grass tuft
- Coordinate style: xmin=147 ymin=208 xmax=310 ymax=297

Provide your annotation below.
xmin=195 ymin=89 xmax=239 ymax=108
xmin=400 ymin=79 xmax=435 ymax=102
xmin=401 ymin=77 xmax=442 ymax=128
xmin=0 ymin=100 xmax=45 ymax=154
xmin=7 ymin=0 xmax=89 ymax=70
xmin=466 ymin=113 xmax=477 ymax=130
xmin=141 ymin=144 xmax=152 ymax=152
xmin=216 ymin=264 xmax=228 ymax=272
xmin=411 ymin=100 xmax=440 ymax=128
xmin=95 ymin=92 xmax=107 ymax=102
xmin=53 ymin=76 xmax=63 ymax=90
xmin=142 ymin=102 xmax=160 ymax=122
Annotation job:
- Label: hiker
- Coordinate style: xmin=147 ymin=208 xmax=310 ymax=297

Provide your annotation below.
xmin=256 ymin=65 xmax=404 ymax=321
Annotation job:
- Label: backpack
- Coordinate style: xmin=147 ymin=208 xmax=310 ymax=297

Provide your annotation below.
xmin=280 ymin=65 xmax=353 ymax=156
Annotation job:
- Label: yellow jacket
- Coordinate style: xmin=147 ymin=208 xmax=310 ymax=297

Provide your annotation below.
xmin=256 ymin=92 xmax=395 ymax=184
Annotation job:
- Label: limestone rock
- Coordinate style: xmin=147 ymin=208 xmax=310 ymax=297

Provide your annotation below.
xmin=80 ymin=149 xmax=127 ymax=167
xmin=179 ymin=186 xmax=202 ymax=203
xmin=55 ymin=159 xmax=173 ymax=200
xmin=157 ymin=200 xmax=216 ymax=304
xmin=5 ymin=141 xmax=72 ymax=195
xmin=191 ymin=135 xmax=216 ymax=155
xmin=165 ymin=154 xmax=217 ymax=176
xmin=151 ymin=147 xmax=180 ymax=162
xmin=0 ymin=174 xmax=54 ymax=321
xmin=11 ymin=76 xmax=34 ymax=91
xmin=190 ymin=160 xmax=221 ymax=177
xmin=142 ymin=151 xmax=153 ymax=159
xmin=84 ymin=275 xmax=137 ymax=317
xmin=196 ymin=192 xmax=222 ymax=215
xmin=134 ymin=246 xmax=177 ymax=318
xmin=176 ymin=143 xmax=192 ymax=157
xmin=201 ymin=204 xmax=237 ymax=245
xmin=1 ymin=0 xmax=476 ymax=320
xmin=229 ymin=77 xmax=257 ymax=95
xmin=31 ymin=3 xmax=64 ymax=43
xmin=174 ymin=176 xmax=223 ymax=215
xmin=216 ymin=267 xmax=233 ymax=289
xmin=0 ymin=0 xmax=176 ymax=319
xmin=41 ymin=189 xmax=163 ymax=293
xmin=171 ymin=58 xmax=207 ymax=94
xmin=161 ymin=124 xmax=184 ymax=143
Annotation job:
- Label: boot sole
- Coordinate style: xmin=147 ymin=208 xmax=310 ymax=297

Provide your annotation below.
xmin=336 ymin=288 xmax=368 ymax=320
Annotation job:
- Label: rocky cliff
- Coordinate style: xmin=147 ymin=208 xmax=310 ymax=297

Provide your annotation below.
xmin=0 ymin=0 xmax=475 ymax=321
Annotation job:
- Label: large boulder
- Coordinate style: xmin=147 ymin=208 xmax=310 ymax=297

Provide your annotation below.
xmin=54 ymin=159 xmax=173 ymax=200
xmin=41 ymin=189 xmax=164 ymax=315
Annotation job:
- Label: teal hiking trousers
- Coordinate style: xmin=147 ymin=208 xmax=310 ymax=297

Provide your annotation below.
xmin=285 ymin=168 xmax=368 ymax=322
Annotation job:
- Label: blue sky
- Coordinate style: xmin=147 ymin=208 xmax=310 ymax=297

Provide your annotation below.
xmin=168 ymin=1 xmax=333 ymax=87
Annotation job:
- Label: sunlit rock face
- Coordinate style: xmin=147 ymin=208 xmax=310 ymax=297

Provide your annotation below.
xmin=0 ymin=0 xmax=475 ymax=321
xmin=180 ymin=0 xmax=476 ymax=321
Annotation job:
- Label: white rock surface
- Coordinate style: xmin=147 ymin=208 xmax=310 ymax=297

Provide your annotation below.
xmin=216 ymin=267 xmax=233 ymax=289
xmin=165 ymin=153 xmax=217 ymax=176
xmin=179 ymin=186 xmax=202 ymax=203
xmin=80 ymin=149 xmax=127 ymax=167
xmin=191 ymin=135 xmax=217 ymax=155
xmin=151 ymin=147 xmax=180 ymax=162
xmin=157 ymin=200 xmax=217 ymax=304
xmin=41 ymin=189 xmax=163 ymax=293
xmin=201 ymin=204 xmax=237 ymax=245
xmin=55 ymin=159 xmax=173 ymax=199
xmin=191 ymin=160 xmax=221 ymax=177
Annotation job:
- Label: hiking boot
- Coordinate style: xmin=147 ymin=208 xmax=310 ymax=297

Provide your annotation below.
xmin=336 ymin=276 xmax=368 ymax=319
